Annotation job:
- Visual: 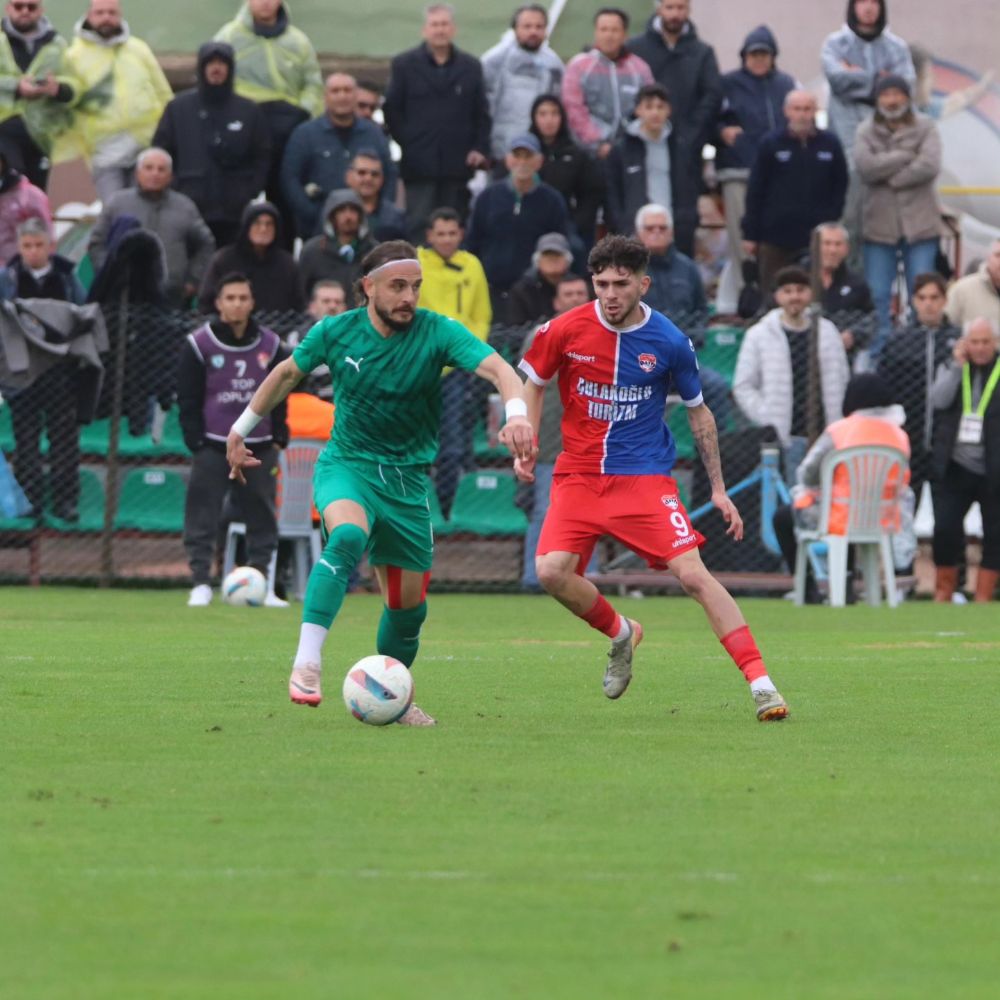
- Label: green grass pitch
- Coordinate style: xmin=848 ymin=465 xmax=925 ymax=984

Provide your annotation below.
xmin=2 ymin=588 xmax=999 ymax=999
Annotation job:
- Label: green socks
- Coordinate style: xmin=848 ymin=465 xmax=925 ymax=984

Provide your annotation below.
xmin=302 ymin=524 xmax=367 ymax=628
xmin=376 ymin=602 xmax=428 ymax=668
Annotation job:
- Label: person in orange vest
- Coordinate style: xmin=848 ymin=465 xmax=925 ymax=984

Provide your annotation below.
xmin=772 ymin=373 xmax=912 ymax=603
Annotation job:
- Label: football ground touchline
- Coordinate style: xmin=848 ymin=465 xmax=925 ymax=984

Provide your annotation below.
xmin=61 ymin=867 xmax=1000 ymax=885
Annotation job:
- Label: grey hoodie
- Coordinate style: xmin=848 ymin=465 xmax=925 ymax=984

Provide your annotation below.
xmin=625 ymin=117 xmax=672 ymax=212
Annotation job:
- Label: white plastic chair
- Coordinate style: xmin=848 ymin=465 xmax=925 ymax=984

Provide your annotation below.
xmin=793 ymin=445 xmax=909 ymax=608
xmin=223 ymin=440 xmax=324 ymax=599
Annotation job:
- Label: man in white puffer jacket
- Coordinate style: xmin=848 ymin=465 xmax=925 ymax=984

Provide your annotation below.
xmin=733 ymin=266 xmax=850 ymax=471
xmin=481 ymin=4 xmax=563 ymax=162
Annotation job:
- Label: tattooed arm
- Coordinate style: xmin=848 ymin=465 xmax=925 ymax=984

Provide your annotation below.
xmin=686 ymin=403 xmax=744 ymax=541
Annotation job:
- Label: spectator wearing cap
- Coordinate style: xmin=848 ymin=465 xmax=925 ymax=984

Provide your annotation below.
xmin=280 ymin=72 xmax=397 ymax=240
xmin=741 ymin=90 xmax=848 ymax=298
xmin=715 ymin=25 xmax=796 ymax=290
xmin=605 ymin=82 xmax=699 ymax=256
xmin=528 ymin=94 xmax=603 ymax=252
xmin=464 ymin=132 xmax=569 ymax=320
xmin=383 ymin=4 xmax=490 ymax=236
xmin=508 ymin=232 xmax=576 ymax=327
xmin=152 ymin=41 xmax=271 ymax=249
xmin=733 ymin=266 xmax=850 ymax=475
xmin=481 ymin=4 xmax=563 ymax=164
xmin=854 ymin=74 xmax=941 ymax=350
xmin=561 ymin=7 xmax=653 ymax=159
xmin=198 ymin=200 xmax=303 ymax=313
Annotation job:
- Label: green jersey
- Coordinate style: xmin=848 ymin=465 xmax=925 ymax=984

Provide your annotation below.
xmin=292 ymin=306 xmax=494 ymax=466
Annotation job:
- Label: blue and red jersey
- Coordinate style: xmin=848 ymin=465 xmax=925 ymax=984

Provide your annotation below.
xmin=519 ymin=300 xmax=703 ymax=475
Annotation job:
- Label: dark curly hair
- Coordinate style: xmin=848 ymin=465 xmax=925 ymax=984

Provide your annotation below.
xmin=587 ymin=235 xmax=650 ymax=276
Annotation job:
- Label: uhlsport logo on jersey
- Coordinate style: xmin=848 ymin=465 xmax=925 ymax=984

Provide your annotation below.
xmin=638 ymin=353 xmax=656 ymax=373
xmin=661 ymin=495 xmax=679 ymax=509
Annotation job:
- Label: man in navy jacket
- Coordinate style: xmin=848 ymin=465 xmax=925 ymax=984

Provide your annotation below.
xmin=741 ymin=90 xmax=848 ymax=296
xmin=384 ymin=4 xmax=490 ymax=238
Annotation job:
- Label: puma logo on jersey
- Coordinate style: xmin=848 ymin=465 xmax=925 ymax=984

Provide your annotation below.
xmin=344 ymin=356 xmax=364 ymax=372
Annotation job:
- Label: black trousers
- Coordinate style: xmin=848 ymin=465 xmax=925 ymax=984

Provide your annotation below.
xmin=183 ymin=444 xmax=278 ymax=586
xmin=932 ymin=461 xmax=1000 ymax=570
xmin=404 ymin=177 xmax=471 ymax=241
xmin=9 ymin=365 xmax=80 ymax=514
xmin=0 ymin=115 xmax=49 ymax=190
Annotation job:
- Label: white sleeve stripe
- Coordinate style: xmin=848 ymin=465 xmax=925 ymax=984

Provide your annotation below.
xmin=682 ymin=392 xmax=704 ymax=408
xmin=518 ymin=359 xmax=549 ymax=386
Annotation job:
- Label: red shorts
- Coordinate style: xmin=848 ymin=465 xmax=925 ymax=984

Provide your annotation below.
xmin=538 ymin=473 xmax=705 ymax=572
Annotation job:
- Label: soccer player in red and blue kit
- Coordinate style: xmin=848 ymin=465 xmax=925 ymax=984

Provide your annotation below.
xmin=517 ymin=235 xmax=789 ymax=721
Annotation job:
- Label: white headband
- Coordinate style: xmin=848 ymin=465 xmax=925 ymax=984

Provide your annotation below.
xmin=367 ymin=258 xmax=421 ymax=278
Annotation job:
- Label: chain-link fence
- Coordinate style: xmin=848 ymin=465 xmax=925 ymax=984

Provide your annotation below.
xmin=0 ymin=302 xmax=955 ymax=592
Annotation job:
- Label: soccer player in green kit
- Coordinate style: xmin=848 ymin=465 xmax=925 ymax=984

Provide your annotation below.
xmin=226 ymin=242 xmax=535 ymax=725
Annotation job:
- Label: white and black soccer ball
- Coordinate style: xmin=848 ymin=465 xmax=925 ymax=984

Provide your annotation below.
xmin=342 ymin=655 xmax=414 ymax=726
xmin=221 ymin=566 xmax=268 ymax=607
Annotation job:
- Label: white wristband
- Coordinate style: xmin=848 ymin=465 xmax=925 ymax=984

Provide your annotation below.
xmin=232 ymin=406 xmax=262 ymax=438
xmin=505 ymin=398 xmax=528 ymax=421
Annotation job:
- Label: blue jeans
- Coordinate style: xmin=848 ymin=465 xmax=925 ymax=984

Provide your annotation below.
xmin=863 ymin=238 xmax=938 ymax=357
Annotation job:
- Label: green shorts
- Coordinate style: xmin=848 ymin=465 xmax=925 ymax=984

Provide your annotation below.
xmin=313 ymin=455 xmax=434 ymax=572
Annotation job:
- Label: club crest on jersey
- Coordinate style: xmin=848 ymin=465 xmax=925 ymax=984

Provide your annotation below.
xmin=638 ymin=353 xmax=656 ymax=373
xmin=661 ymin=495 xmax=680 ymax=509
xmin=257 ymin=352 xmax=270 ymax=370
xmin=210 ymin=354 xmax=225 ymax=369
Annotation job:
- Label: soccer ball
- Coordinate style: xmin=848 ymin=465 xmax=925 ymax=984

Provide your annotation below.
xmin=342 ymin=655 xmax=414 ymax=726
xmin=221 ymin=566 xmax=268 ymax=606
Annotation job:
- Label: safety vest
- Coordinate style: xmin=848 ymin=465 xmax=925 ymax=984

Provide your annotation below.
xmin=825 ymin=414 xmax=911 ymax=535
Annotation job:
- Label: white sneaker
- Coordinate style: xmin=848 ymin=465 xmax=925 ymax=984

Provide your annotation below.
xmin=264 ymin=593 xmax=289 ymax=608
xmin=603 ymin=618 xmax=643 ymax=699
xmin=187 ymin=584 xmax=212 ymax=607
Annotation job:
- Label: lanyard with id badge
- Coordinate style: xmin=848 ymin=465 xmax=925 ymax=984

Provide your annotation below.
xmin=958 ymin=359 xmax=1000 ymax=444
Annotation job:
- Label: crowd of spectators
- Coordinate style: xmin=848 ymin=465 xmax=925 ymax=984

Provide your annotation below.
xmin=0 ymin=0 xmax=998 ymax=600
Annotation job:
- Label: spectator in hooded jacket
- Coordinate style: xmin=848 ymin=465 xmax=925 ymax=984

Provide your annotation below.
xmin=214 ymin=0 xmax=323 ymax=246
xmin=55 ymin=0 xmax=172 ymax=203
xmin=877 ymin=271 xmax=959 ymax=499
xmin=0 ymin=217 xmax=86 ymax=523
xmin=741 ymin=90 xmax=848 ymax=298
xmin=152 ymin=41 xmax=271 ymax=249
xmin=854 ymin=75 xmax=941 ymax=350
xmin=88 ymin=147 xmax=215 ymax=307
xmin=198 ymin=200 xmax=302 ymax=313
xmin=561 ymin=7 xmax=653 ymax=158
xmin=481 ymin=4 xmax=563 ymax=164
xmin=0 ymin=0 xmax=74 ymax=190
xmin=297 ymin=188 xmax=377 ymax=304
xmin=384 ymin=4 xmax=490 ymax=237
xmin=715 ymin=26 xmax=796 ymax=292
xmin=627 ymin=0 xmax=722 ymax=241
xmin=604 ymin=82 xmax=698 ymax=255
xmin=821 ymin=0 xmax=914 ymax=169
xmin=280 ymin=72 xmax=397 ymax=240
xmin=0 ymin=138 xmax=49 ymax=262
xmin=528 ymin=94 xmax=603 ymax=252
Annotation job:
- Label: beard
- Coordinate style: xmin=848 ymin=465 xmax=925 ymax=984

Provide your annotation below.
xmin=879 ymin=104 xmax=910 ymax=121
xmin=374 ymin=301 xmax=415 ymax=332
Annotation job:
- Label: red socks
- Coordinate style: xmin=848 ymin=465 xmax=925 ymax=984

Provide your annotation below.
xmin=721 ymin=625 xmax=767 ymax=683
xmin=581 ymin=594 xmax=621 ymax=638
